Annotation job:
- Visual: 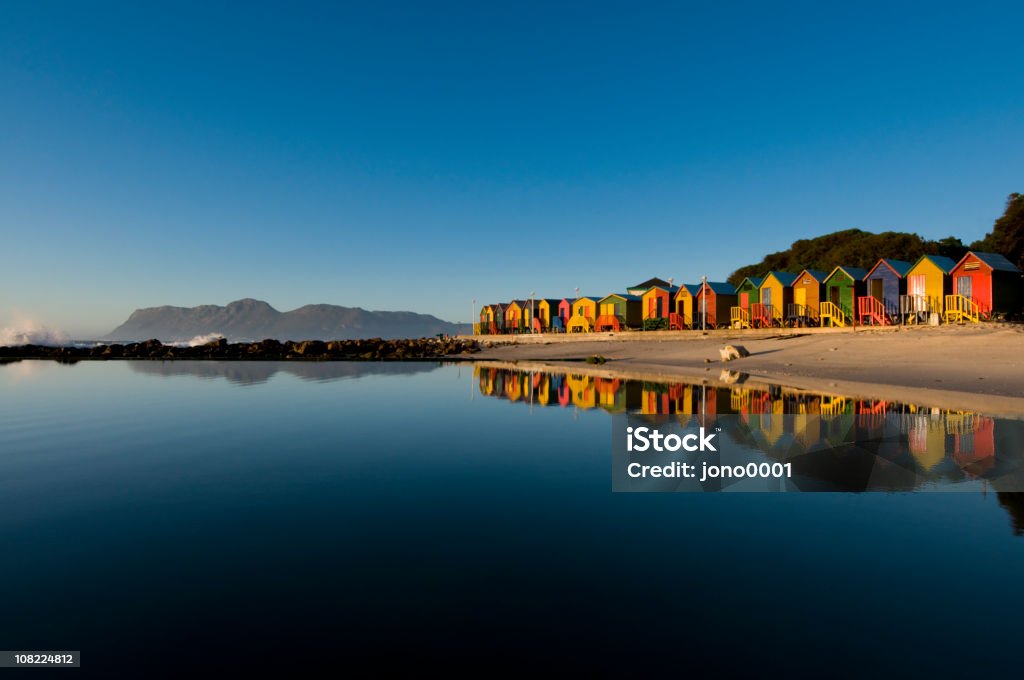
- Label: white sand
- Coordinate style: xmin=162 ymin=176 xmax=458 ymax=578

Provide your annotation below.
xmin=467 ymin=324 xmax=1024 ymax=416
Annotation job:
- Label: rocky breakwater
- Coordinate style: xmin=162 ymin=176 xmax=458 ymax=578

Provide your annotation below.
xmin=0 ymin=337 xmax=481 ymax=362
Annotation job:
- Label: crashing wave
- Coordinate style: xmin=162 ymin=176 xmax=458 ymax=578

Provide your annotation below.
xmin=0 ymin=323 xmax=70 ymax=347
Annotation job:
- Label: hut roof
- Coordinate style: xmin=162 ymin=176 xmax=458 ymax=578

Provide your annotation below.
xmin=600 ymin=293 xmax=642 ymax=302
xmin=962 ymin=251 xmax=1021 ymax=273
xmin=737 ymin=276 xmax=764 ymax=289
xmin=703 ymin=281 xmax=737 ymax=295
xmin=765 ymin=271 xmax=798 ymax=286
xmin=674 ymin=284 xmax=701 ymax=297
xmin=825 ymin=266 xmax=869 ymax=283
xmin=866 ymin=259 xmax=912 ymax=279
xmin=627 ymin=277 xmax=673 ymax=294
xmin=910 ymin=254 xmax=957 ymax=274
xmin=796 ymin=269 xmax=829 ymax=283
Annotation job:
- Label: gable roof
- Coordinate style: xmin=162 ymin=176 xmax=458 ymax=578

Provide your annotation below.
xmin=795 ymin=269 xmax=829 ymax=283
xmin=909 ymin=254 xmax=957 ymax=274
xmin=762 ymin=271 xmax=798 ymax=287
xmin=824 ymin=266 xmax=869 ymax=283
xmin=536 ymin=298 xmax=562 ymax=307
xmin=573 ymin=295 xmax=603 ymax=302
xmin=956 ymin=251 xmax=1021 ymax=273
xmin=674 ymin=284 xmax=701 ymax=297
xmin=599 ymin=293 xmax=642 ymax=302
xmin=641 ymin=284 xmax=680 ymax=295
xmin=701 ymin=281 xmax=737 ymax=295
xmin=865 ymin=259 xmax=912 ymax=279
xmin=737 ymin=276 xmax=764 ymax=289
xmin=627 ymin=277 xmax=673 ymax=293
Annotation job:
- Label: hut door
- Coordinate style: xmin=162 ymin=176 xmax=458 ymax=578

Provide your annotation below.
xmin=956 ymin=276 xmax=972 ymax=299
xmin=761 ymin=288 xmax=771 ymax=306
xmin=794 ymin=287 xmax=806 ymax=309
xmin=870 ymin=279 xmax=884 ymax=301
xmin=740 ymin=292 xmax=749 ymax=309
xmin=829 ymin=287 xmax=840 ymax=305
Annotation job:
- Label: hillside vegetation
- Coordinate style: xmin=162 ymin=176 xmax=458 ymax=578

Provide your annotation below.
xmin=727 ymin=193 xmax=1023 ymax=285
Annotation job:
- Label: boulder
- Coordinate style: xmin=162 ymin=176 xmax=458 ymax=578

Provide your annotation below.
xmin=719 ymin=345 xmax=750 ymax=362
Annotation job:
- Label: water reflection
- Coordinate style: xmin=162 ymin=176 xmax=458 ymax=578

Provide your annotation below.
xmin=473 ymin=364 xmax=1024 ymax=497
xmin=127 ymin=360 xmax=442 ymax=385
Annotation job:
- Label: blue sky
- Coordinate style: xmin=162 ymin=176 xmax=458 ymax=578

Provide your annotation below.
xmin=1 ymin=1 xmax=1022 ymax=335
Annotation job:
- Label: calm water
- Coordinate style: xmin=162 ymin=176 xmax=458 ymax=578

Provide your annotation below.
xmin=2 ymin=360 xmax=1023 ymax=675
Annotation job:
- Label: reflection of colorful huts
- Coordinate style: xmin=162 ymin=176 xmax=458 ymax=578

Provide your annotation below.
xmin=566 ymin=374 xmax=597 ymax=409
xmin=535 ymin=299 xmax=563 ymax=332
xmin=753 ymin=272 xmax=797 ymax=327
xmin=596 ymin=377 xmax=641 ymax=413
xmin=641 ymin=284 xmax=682 ymax=329
xmin=731 ymin=276 xmax=763 ymax=328
xmin=789 ymin=269 xmax=828 ymax=326
xmin=596 ymin=293 xmax=642 ymax=331
xmin=859 ymin=259 xmax=910 ymax=325
xmin=946 ymin=251 xmax=1023 ymax=322
xmin=567 ymin=296 xmax=600 ymax=332
xmin=908 ymin=414 xmax=947 ymax=471
xmin=695 ymin=281 xmax=737 ymax=329
xmin=903 ymin=255 xmax=956 ymax=321
xmin=821 ymin=266 xmax=867 ymax=327
xmin=558 ymin=299 xmax=574 ymax=329
xmin=673 ymin=284 xmax=700 ymax=328
xmin=504 ymin=300 xmax=527 ymax=333
xmin=951 ymin=415 xmax=995 ymax=476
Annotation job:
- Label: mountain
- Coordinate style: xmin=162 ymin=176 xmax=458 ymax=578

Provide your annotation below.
xmin=106 ymin=298 xmax=468 ymax=342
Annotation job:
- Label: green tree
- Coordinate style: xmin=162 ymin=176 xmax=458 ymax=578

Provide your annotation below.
xmin=971 ymin=193 xmax=1024 ymax=270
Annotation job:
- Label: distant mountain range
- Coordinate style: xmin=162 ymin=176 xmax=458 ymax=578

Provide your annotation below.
xmin=106 ymin=298 xmax=468 ymax=342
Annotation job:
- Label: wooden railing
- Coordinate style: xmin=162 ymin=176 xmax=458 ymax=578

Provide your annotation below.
xmin=857 ymin=296 xmax=889 ymax=325
xmin=750 ymin=302 xmax=774 ymax=328
xmin=668 ymin=312 xmax=685 ymax=330
xmin=730 ymin=307 xmax=750 ymax=329
xmin=819 ymin=301 xmax=846 ymax=327
xmin=944 ymin=295 xmax=980 ymax=324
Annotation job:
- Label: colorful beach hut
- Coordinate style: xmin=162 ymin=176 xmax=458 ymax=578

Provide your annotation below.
xmin=904 ymin=255 xmax=956 ymax=322
xmin=789 ymin=269 xmax=828 ymax=326
xmin=730 ymin=276 xmax=763 ymax=328
xmin=754 ymin=272 xmax=797 ymax=327
xmin=490 ymin=302 xmax=508 ymax=334
xmin=859 ymin=259 xmax=910 ymax=325
xmin=696 ymin=281 xmax=737 ymax=329
xmin=567 ymin=296 xmax=600 ymax=332
xmin=535 ymin=299 xmax=563 ymax=332
xmin=504 ymin=300 xmax=527 ymax=333
xmin=478 ymin=304 xmax=498 ymax=335
xmin=597 ymin=293 xmax=642 ymax=331
xmin=673 ymin=284 xmax=700 ymax=328
xmin=558 ymin=299 xmax=574 ymax=330
xmin=641 ymin=284 xmax=681 ymax=330
xmin=822 ymin=266 xmax=867 ymax=327
xmin=946 ymin=251 xmax=1023 ymax=322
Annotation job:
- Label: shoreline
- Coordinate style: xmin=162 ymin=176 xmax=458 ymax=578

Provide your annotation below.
xmin=465 ymin=324 xmax=1024 ymax=417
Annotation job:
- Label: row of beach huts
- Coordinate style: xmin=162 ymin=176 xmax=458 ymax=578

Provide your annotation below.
xmin=475 ymin=251 xmax=1023 ymax=333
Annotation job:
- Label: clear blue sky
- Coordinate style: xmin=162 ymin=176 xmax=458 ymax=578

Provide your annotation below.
xmin=1 ymin=1 xmax=1022 ymax=336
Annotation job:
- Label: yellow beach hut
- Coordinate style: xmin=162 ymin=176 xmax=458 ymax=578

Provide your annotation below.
xmin=567 ymin=296 xmax=600 ymax=332
xmin=904 ymin=255 xmax=957 ymax=323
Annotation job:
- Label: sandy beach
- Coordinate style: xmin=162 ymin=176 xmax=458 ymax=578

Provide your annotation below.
xmin=466 ymin=324 xmax=1024 ymax=416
